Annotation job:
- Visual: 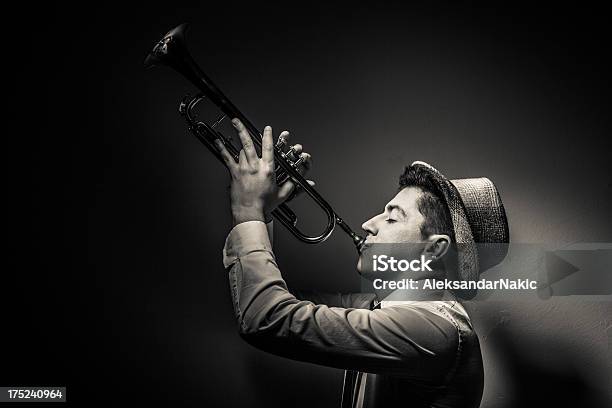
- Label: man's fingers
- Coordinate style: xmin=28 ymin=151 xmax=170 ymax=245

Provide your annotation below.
xmin=292 ymin=144 xmax=303 ymax=155
xmin=238 ymin=149 xmax=249 ymax=170
xmin=277 ymin=131 xmax=290 ymax=148
xmin=232 ymin=118 xmax=258 ymax=164
xmin=214 ymin=139 xmax=238 ymax=174
xmin=292 ymin=152 xmax=312 ymax=176
xmin=278 ymin=179 xmax=316 ymax=202
xmin=278 ymin=180 xmax=295 ymax=201
xmin=262 ymin=125 xmax=274 ymax=164
xmin=286 ymin=146 xmax=311 ymax=171
xmin=299 ymin=152 xmax=312 ymax=170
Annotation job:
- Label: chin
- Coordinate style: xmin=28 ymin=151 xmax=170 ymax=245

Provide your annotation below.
xmin=356 ymin=264 xmax=377 ymax=282
xmin=356 ymin=250 xmax=376 ymax=280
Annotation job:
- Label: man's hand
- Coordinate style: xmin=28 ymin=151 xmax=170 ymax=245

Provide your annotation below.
xmin=214 ymin=118 xmax=312 ymax=227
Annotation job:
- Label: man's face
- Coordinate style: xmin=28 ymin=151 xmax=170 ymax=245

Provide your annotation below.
xmin=357 ymin=187 xmax=427 ymax=273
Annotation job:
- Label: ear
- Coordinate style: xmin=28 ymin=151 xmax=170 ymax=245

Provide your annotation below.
xmin=422 ymin=234 xmax=451 ymax=261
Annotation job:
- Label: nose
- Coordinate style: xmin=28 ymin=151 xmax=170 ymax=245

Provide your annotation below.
xmin=361 ymin=215 xmax=378 ymax=237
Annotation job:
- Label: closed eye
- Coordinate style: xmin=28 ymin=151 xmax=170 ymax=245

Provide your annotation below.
xmin=385 ymin=218 xmax=397 ymax=224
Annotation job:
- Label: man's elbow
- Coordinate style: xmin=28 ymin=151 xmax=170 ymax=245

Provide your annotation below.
xmin=235 ymin=305 xmax=275 ymax=337
xmin=235 ymin=315 xmax=277 ymax=349
xmin=236 ymin=316 xmax=262 ymax=337
xmin=235 ymin=297 xmax=298 ymax=341
xmin=234 ymin=286 xmax=298 ymax=336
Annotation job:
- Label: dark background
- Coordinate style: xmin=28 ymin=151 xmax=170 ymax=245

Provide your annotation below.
xmin=8 ymin=2 xmax=611 ymax=407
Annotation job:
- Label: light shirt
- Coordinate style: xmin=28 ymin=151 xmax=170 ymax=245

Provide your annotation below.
xmin=222 ymin=220 xmax=484 ymax=408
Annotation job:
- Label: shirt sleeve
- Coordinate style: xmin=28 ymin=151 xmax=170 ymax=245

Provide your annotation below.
xmin=222 ymin=221 xmax=459 ymax=382
xmin=223 ymin=220 xmax=273 ymax=268
xmin=293 ymin=290 xmax=377 ymax=309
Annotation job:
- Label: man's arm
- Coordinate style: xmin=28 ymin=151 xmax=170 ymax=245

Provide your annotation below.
xmin=264 ymin=221 xmax=376 ymax=309
xmin=292 ymin=290 xmax=376 ymax=309
xmin=216 ymin=120 xmax=458 ymax=381
xmin=223 ymin=221 xmax=459 ymax=382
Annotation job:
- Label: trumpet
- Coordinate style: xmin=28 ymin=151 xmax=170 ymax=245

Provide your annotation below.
xmin=144 ymin=23 xmax=364 ymax=250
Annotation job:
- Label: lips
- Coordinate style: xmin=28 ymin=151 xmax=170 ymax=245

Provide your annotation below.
xmin=358 ymin=241 xmax=373 ymax=254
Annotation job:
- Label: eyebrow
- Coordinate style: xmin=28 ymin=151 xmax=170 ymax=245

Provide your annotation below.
xmin=385 ymin=204 xmax=407 ymax=218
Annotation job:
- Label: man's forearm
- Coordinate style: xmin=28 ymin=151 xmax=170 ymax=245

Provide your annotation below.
xmin=258 ymin=220 xmax=373 ymax=309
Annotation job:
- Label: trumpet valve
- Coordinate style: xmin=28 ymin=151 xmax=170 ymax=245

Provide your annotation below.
xmin=291 ymin=156 xmax=305 ymax=168
xmin=276 ymin=134 xmax=288 ymax=149
xmin=282 ymin=145 xmax=297 ymax=160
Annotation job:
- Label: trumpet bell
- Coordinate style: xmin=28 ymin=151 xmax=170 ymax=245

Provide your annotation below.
xmin=144 ymin=23 xmax=189 ymax=69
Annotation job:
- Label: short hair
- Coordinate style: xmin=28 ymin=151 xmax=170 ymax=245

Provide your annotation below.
xmin=398 ymin=166 xmax=455 ymax=242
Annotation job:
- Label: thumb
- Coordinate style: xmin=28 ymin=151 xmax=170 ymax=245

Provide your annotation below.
xmin=278 ymin=180 xmax=296 ymax=202
xmin=279 ymin=179 xmax=316 ymax=202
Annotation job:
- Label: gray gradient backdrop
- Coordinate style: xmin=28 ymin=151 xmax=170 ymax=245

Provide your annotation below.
xmin=11 ymin=3 xmax=612 ymax=407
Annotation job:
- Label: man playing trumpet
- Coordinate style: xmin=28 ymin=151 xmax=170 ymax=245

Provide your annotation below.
xmin=215 ymin=119 xmax=508 ymax=408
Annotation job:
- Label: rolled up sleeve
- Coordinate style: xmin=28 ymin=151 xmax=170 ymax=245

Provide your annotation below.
xmin=223 ymin=221 xmax=273 ymax=268
xmin=222 ymin=221 xmax=459 ymax=382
